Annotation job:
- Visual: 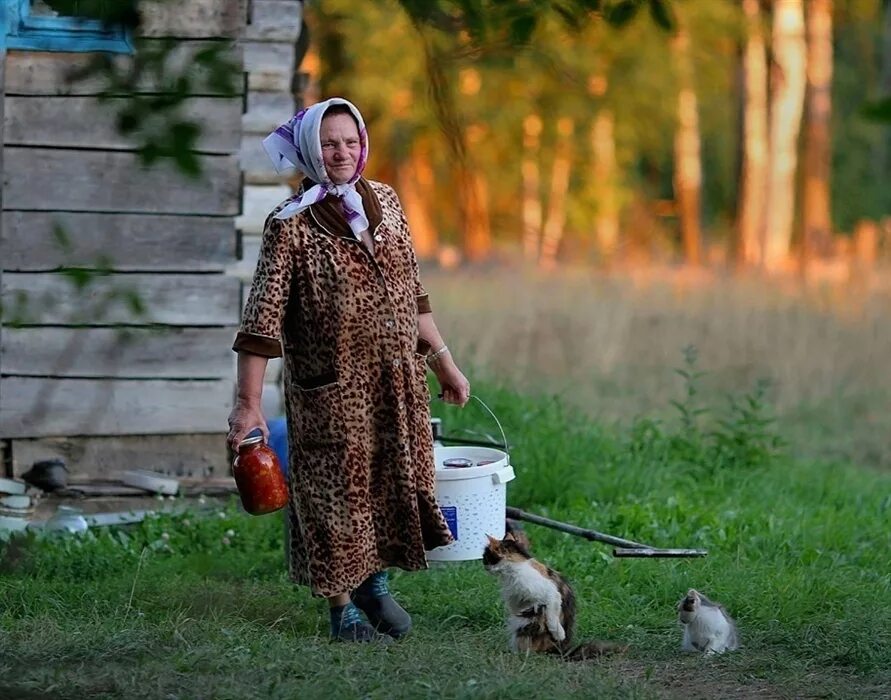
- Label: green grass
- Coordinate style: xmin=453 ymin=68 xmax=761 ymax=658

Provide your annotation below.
xmin=2 ymin=382 xmax=889 ymax=699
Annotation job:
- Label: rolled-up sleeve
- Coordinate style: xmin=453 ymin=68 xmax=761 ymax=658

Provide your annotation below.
xmin=232 ymin=215 xmax=294 ymax=358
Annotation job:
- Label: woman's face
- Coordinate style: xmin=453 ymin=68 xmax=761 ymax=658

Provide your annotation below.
xmin=320 ymin=113 xmax=361 ymax=185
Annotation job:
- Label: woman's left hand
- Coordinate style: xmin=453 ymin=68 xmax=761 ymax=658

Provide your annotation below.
xmin=433 ymin=360 xmax=471 ymax=407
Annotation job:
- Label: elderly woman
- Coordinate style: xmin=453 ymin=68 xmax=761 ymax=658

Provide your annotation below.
xmin=227 ymin=97 xmax=470 ymax=643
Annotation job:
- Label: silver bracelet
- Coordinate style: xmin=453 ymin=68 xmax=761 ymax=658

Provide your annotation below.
xmin=426 ymin=345 xmax=449 ymax=366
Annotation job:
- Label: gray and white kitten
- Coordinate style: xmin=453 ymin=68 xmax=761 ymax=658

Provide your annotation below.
xmin=677 ymin=588 xmax=739 ymax=654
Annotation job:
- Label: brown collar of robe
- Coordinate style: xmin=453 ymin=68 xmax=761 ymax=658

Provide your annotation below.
xmin=304 ymin=177 xmax=383 ymax=238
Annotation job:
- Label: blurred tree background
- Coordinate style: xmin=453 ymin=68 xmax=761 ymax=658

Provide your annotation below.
xmin=304 ymin=0 xmax=890 ymax=272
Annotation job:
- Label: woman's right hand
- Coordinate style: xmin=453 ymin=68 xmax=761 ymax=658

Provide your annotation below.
xmin=227 ymin=400 xmax=269 ymax=450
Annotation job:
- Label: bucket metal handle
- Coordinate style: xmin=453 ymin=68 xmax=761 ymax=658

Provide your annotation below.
xmin=469 ymin=394 xmax=510 ymax=462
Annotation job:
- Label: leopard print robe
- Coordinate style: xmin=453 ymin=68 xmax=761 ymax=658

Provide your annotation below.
xmin=233 ymin=178 xmax=453 ymax=597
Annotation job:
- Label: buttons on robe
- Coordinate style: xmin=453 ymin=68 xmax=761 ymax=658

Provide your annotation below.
xmin=392 ymin=359 xmax=400 ymax=367
xmin=386 ymin=320 xmax=394 ymax=329
xmin=374 ymin=234 xmax=383 ymax=242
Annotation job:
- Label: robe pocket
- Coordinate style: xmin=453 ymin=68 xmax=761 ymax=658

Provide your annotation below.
xmin=293 ymin=371 xmax=344 ymax=444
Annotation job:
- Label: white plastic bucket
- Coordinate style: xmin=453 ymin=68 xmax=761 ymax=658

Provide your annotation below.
xmin=426 ymin=445 xmax=515 ymax=562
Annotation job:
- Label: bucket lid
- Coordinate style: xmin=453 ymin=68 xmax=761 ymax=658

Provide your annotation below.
xmin=433 ymin=446 xmax=509 ymax=481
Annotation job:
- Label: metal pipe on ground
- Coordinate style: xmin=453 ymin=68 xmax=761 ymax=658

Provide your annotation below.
xmin=505 ymin=506 xmax=708 ymax=558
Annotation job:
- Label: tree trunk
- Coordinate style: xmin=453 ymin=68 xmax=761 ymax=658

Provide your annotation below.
xmin=672 ymin=26 xmax=703 ymax=266
xmin=591 ymin=108 xmax=619 ymax=260
xmin=800 ymin=0 xmax=833 ymax=273
xmin=462 ymin=124 xmax=492 ymax=262
xmin=737 ymin=0 xmax=770 ymax=268
xmin=539 ymin=118 xmax=575 ymax=270
xmin=878 ymin=0 xmax=891 ymax=176
xmin=397 ymin=139 xmax=438 ymax=260
xmin=763 ymin=0 xmax=807 ymax=272
xmin=522 ymin=114 xmax=543 ymax=264
xmin=418 ymin=32 xmax=491 ymax=262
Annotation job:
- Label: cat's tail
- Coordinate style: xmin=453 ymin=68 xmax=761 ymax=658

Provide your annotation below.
xmin=557 ymin=640 xmax=629 ymax=662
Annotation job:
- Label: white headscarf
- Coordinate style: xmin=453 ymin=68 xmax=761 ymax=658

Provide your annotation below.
xmin=261 ymin=97 xmax=370 ymax=238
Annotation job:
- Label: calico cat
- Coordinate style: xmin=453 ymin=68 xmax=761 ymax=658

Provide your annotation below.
xmin=677 ymin=588 xmax=739 ymax=654
xmin=483 ymin=533 xmax=627 ymax=660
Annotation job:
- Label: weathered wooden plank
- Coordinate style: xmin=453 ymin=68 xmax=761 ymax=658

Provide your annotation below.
xmin=244 ymin=0 xmax=303 ymax=42
xmin=1 ymin=212 xmax=235 ymax=272
xmin=141 ymin=0 xmax=245 ymax=39
xmin=11 ymin=433 xmax=229 ymax=478
xmin=0 ymin=377 xmax=232 ymax=438
xmin=229 ymin=233 xmax=262 ymax=280
xmin=5 ymin=96 xmax=242 ymax=153
xmin=3 ymin=148 xmax=240 ymax=215
xmin=236 ymin=185 xmax=291 ymax=234
xmin=243 ymin=91 xmax=295 ymax=133
xmin=1 ymin=327 xmax=235 ymax=379
xmin=1 ymin=47 xmax=7 ymax=387
xmin=241 ymin=138 xmax=291 ymax=185
xmin=4 ymin=42 xmax=243 ymax=96
xmin=244 ymin=41 xmax=295 ymax=93
xmin=2 ymin=273 xmax=241 ymax=326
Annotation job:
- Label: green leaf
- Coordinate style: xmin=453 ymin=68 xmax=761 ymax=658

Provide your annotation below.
xmin=861 ymin=97 xmax=891 ymax=123
xmin=509 ymin=14 xmax=538 ymax=45
xmin=604 ymin=0 xmax=642 ymax=27
xmin=648 ymin=0 xmax=676 ymax=31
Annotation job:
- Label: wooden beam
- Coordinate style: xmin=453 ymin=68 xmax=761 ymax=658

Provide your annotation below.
xmin=236 ymin=185 xmax=291 ymax=234
xmin=3 ymin=148 xmax=240 ymax=215
xmin=1 ymin=327 xmax=235 ymax=379
xmin=2 ymin=273 xmax=241 ymax=326
xmin=1 ymin=212 xmax=234 ymax=272
xmin=11 ymin=430 xmax=231 ymax=481
xmin=0 ymin=377 xmax=233 ymax=438
xmin=243 ymin=91 xmax=295 ymax=133
xmin=4 ymin=96 xmax=242 ymax=154
xmin=241 ymin=138 xmax=291 ymax=185
xmin=244 ymin=41 xmax=295 ymax=93
xmin=244 ymin=0 xmax=303 ymax=42
xmin=141 ymin=0 xmax=245 ymax=39
xmin=10 ymin=433 xmax=229 ymax=479
xmin=4 ymin=42 xmax=244 ymax=96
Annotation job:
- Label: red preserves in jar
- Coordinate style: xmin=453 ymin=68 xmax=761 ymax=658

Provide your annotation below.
xmin=233 ymin=436 xmax=288 ymax=515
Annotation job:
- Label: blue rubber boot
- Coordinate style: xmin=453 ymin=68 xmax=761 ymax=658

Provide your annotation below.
xmin=350 ymin=571 xmax=412 ymax=639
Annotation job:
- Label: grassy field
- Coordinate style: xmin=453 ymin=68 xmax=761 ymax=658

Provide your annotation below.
xmin=427 ymin=268 xmax=891 ymax=470
xmin=2 ymin=377 xmax=889 ymax=699
xmin=2 ymin=271 xmax=889 ymax=699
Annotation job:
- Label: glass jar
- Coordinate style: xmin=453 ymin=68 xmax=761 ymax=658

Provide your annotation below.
xmin=45 ymin=505 xmax=89 ymax=534
xmin=233 ymin=436 xmax=288 ymax=515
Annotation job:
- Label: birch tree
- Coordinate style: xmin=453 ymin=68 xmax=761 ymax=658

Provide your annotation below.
xmin=763 ymin=0 xmax=807 ymax=272
xmin=801 ymin=0 xmax=834 ymax=270
xmin=737 ymin=0 xmax=769 ymax=267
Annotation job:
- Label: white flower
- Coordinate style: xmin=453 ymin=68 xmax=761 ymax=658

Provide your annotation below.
xmin=225 ymin=529 xmax=235 ymax=538
xmin=222 ymin=537 xmax=231 ymax=546
xmin=161 ymin=532 xmax=170 ymax=541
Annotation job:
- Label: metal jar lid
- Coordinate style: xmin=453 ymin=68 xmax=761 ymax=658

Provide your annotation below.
xmin=442 ymin=457 xmax=475 ymax=469
xmin=238 ymin=435 xmax=265 ymax=449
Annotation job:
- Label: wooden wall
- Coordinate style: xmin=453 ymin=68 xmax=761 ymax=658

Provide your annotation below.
xmin=0 ymin=0 xmax=248 ymax=477
xmin=236 ymin=0 xmax=303 ymax=416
